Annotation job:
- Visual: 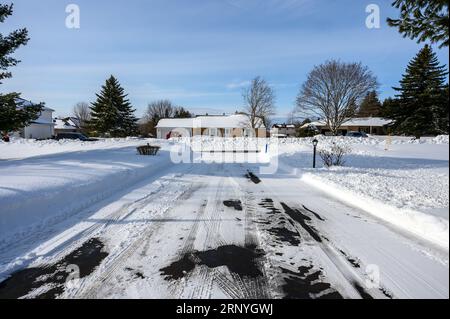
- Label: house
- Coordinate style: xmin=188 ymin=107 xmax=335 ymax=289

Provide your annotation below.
xmin=301 ymin=117 xmax=393 ymax=135
xmin=53 ymin=117 xmax=81 ymax=135
xmin=156 ymin=114 xmax=266 ymax=139
xmin=270 ymin=123 xmax=296 ymax=138
xmin=12 ymin=98 xmax=55 ymax=139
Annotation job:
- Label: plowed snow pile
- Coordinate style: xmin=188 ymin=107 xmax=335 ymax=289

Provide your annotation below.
xmin=276 ymin=135 xmax=449 ymax=249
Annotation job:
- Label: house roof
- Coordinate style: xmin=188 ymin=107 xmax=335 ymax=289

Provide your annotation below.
xmin=54 ymin=117 xmax=79 ymax=130
xmin=272 ymin=124 xmax=296 ymax=129
xmin=15 ymin=98 xmax=54 ymax=112
xmin=156 ymin=114 xmax=265 ymax=129
xmin=30 ymin=121 xmax=55 ymax=126
xmin=301 ymin=117 xmax=392 ymax=129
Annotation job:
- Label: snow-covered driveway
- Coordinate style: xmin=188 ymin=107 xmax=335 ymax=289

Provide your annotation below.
xmin=0 ymin=154 xmax=447 ymax=299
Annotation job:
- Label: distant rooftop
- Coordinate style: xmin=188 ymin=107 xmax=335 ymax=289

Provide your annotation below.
xmin=156 ymin=114 xmax=265 ymax=129
xmin=301 ymin=117 xmax=392 ymax=129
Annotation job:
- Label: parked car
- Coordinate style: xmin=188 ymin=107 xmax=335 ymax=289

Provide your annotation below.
xmin=346 ymin=131 xmax=368 ymax=138
xmin=55 ymin=132 xmax=98 ymax=141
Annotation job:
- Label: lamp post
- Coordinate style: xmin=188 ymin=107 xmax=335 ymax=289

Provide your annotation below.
xmin=312 ymin=138 xmax=318 ymax=168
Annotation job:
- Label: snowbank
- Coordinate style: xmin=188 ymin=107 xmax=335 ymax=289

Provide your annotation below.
xmin=302 ymin=174 xmax=449 ymax=250
xmin=274 ymin=136 xmax=449 ymax=250
xmin=0 ymin=141 xmax=172 ymax=247
xmin=271 ymin=134 xmax=449 ymax=147
xmin=431 ymin=135 xmax=450 ymax=144
xmin=0 ymin=137 xmax=162 ymax=160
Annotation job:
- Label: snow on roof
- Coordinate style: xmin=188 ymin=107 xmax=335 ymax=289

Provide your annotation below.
xmin=272 ymin=124 xmax=296 ymax=128
xmin=14 ymin=98 xmax=54 ymax=112
xmin=54 ymin=118 xmax=79 ymax=129
xmin=301 ymin=117 xmax=392 ymax=129
xmin=32 ymin=120 xmax=55 ymax=126
xmin=156 ymin=114 xmax=265 ymax=129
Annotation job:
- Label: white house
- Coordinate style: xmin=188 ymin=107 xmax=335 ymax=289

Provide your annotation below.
xmin=156 ymin=114 xmax=266 ymax=139
xmin=270 ymin=124 xmax=296 ymax=137
xmin=301 ymin=117 xmax=393 ymax=135
xmin=13 ymin=98 xmax=55 ymax=139
xmin=53 ymin=117 xmax=81 ymax=135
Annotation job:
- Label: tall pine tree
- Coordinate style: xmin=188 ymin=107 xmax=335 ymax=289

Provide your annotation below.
xmin=357 ymin=91 xmax=382 ymax=117
xmin=90 ymin=76 xmax=137 ymax=137
xmin=0 ymin=3 xmax=42 ymax=140
xmin=387 ymin=0 xmax=449 ymax=48
xmin=390 ymin=45 xmax=448 ymax=137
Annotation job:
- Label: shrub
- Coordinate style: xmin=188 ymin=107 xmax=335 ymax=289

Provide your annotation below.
xmin=318 ymin=143 xmax=350 ymax=167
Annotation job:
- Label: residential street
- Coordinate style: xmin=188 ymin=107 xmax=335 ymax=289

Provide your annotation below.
xmin=1 ymin=0 xmax=449 ymax=306
xmin=0 ymin=156 xmax=447 ymax=299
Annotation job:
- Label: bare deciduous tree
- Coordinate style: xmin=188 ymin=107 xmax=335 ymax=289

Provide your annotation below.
xmin=141 ymin=100 xmax=192 ymax=137
xmin=72 ymin=102 xmax=91 ymax=129
xmin=144 ymin=99 xmax=175 ymax=122
xmin=242 ymin=76 xmax=276 ymax=128
xmin=295 ymin=60 xmax=378 ymax=135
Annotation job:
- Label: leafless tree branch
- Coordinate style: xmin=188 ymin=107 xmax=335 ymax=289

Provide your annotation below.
xmin=295 ymin=60 xmax=378 ymax=135
xmin=242 ymin=76 xmax=276 ymax=129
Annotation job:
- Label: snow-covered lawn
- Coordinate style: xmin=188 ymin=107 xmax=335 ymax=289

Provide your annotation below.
xmin=0 ymin=138 xmax=171 ymax=246
xmin=0 ymin=137 xmax=154 ymax=160
xmin=274 ymin=136 xmax=449 ymax=249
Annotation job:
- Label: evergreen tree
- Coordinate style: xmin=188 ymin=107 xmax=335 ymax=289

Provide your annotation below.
xmin=390 ymin=45 xmax=448 ymax=137
xmin=381 ymin=97 xmax=401 ymax=119
xmin=90 ymin=76 xmax=137 ymax=137
xmin=0 ymin=3 xmax=41 ymax=140
xmin=0 ymin=93 xmax=43 ymax=135
xmin=173 ymin=107 xmax=192 ymax=118
xmin=433 ymin=84 xmax=449 ymax=134
xmin=387 ymin=0 xmax=449 ymax=48
xmin=0 ymin=4 xmax=29 ymax=83
xmin=357 ymin=91 xmax=382 ymax=117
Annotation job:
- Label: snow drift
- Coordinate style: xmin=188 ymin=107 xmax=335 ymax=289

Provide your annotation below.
xmin=0 ymin=142 xmax=172 ymax=247
xmin=302 ymin=174 xmax=449 ymax=250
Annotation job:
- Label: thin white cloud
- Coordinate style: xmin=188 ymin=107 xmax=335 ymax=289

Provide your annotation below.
xmin=129 ymin=83 xmax=235 ymax=101
xmin=225 ymin=0 xmax=315 ymax=15
xmin=226 ymin=80 xmax=250 ymax=89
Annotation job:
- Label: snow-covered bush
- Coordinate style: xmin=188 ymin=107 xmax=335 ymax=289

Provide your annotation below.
xmin=318 ymin=143 xmax=350 ymax=167
xmin=433 ymin=135 xmax=449 ymax=144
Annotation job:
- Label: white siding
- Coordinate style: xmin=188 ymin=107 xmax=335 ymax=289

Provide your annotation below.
xmin=22 ymin=109 xmax=54 ymax=139
xmin=23 ymin=124 xmax=53 ymax=139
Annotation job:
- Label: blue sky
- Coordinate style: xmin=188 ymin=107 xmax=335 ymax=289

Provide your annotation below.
xmin=1 ymin=0 xmax=448 ymax=118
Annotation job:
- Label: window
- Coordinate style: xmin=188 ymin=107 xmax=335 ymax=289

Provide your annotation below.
xmin=208 ymin=128 xmax=218 ymax=136
xmin=244 ymin=129 xmax=255 ymax=137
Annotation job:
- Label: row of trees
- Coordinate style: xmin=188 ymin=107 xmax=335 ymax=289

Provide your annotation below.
xmin=1 ymin=0 xmax=448 ymax=139
xmin=0 ymin=3 xmax=276 ymax=138
xmin=69 ymin=0 xmax=450 ymax=138
xmin=71 ymin=85 xmax=194 ymax=138
xmin=294 ymin=44 xmax=448 ymax=137
xmin=293 ymin=0 xmax=449 ymax=137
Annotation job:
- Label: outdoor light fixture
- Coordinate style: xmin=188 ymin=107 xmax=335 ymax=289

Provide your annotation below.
xmin=312 ymin=138 xmax=318 ymax=168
